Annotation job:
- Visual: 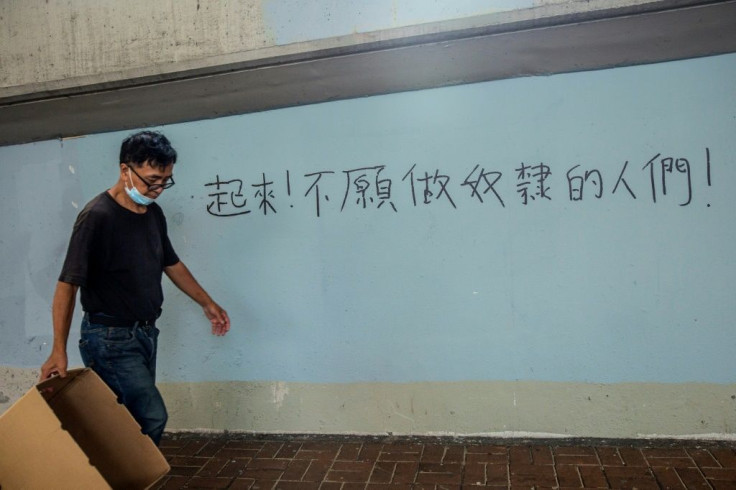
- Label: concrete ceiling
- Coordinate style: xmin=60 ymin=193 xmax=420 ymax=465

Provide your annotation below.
xmin=0 ymin=0 xmax=735 ymax=147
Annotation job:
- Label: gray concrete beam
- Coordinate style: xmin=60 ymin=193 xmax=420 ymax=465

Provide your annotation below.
xmin=1 ymin=0 xmax=734 ymax=146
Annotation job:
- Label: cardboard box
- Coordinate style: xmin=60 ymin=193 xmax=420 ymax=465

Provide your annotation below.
xmin=0 ymin=368 xmax=170 ymax=489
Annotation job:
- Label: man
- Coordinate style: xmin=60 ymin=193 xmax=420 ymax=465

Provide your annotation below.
xmin=40 ymin=130 xmax=230 ymax=445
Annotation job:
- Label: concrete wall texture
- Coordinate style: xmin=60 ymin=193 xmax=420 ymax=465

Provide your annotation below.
xmin=1 ymin=1 xmax=735 ymax=440
xmin=1 ymin=0 xmax=676 ymax=96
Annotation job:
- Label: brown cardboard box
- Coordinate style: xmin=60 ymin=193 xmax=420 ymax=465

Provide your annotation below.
xmin=0 ymin=368 xmax=170 ymax=489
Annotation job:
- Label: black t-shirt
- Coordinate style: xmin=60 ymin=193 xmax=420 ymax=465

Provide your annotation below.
xmin=59 ymin=191 xmax=180 ymax=320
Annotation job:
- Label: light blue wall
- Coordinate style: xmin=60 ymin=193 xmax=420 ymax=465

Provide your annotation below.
xmin=1 ymin=53 xmax=735 ymax=386
xmin=262 ymin=0 xmax=531 ymax=45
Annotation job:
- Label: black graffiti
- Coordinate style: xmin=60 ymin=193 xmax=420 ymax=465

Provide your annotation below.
xmin=253 ymin=173 xmax=277 ymax=215
xmin=516 ymin=162 xmax=552 ymax=205
xmin=643 ymin=154 xmax=693 ymax=206
xmin=204 ymin=175 xmax=251 ymax=217
xmin=203 ymin=148 xmax=714 ymax=217
xmin=304 ymin=171 xmax=335 ymax=218
xmin=341 ymin=165 xmax=397 ymax=212
xmin=462 ymin=165 xmax=504 ymax=207
xmin=612 ymin=161 xmax=636 ymax=199
xmin=567 ymin=166 xmax=603 ymax=201
xmin=402 ymin=164 xmax=456 ymax=208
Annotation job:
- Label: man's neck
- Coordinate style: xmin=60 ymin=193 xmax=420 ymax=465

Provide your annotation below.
xmin=108 ymin=183 xmax=148 ymax=214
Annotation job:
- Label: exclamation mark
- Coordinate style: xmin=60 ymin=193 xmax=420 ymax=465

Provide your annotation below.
xmin=286 ymin=170 xmax=294 ymax=208
xmin=706 ymin=147 xmax=712 ymax=208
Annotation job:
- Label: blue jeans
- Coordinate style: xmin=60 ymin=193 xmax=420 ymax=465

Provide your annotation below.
xmin=79 ymin=314 xmax=168 ymax=445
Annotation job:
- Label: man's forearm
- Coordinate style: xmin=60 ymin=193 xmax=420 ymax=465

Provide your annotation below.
xmin=51 ymin=281 xmax=78 ymax=352
xmin=40 ymin=281 xmax=79 ymax=379
xmin=164 ymin=261 xmax=213 ymax=307
xmin=164 ymin=261 xmax=231 ymax=336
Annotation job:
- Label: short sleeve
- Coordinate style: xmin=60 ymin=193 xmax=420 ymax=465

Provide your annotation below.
xmin=162 ymin=231 xmax=179 ymax=267
xmin=154 ymin=204 xmax=180 ymax=267
xmin=58 ymin=207 xmax=99 ymax=287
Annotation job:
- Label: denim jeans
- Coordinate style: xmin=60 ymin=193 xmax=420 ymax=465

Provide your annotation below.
xmin=79 ymin=314 xmax=168 ymax=445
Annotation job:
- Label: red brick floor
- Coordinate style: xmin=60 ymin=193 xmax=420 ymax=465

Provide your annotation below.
xmin=155 ymin=434 xmax=736 ymax=489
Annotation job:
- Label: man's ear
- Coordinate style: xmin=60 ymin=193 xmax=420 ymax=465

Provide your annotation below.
xmin=118 ymin=163 xmax=129 ymax=183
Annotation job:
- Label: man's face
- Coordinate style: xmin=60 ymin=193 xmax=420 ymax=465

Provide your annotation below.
xmin=123 ymin=161 xmax=175 ymax=199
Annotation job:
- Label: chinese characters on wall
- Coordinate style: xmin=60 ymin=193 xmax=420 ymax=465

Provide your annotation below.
xmin=204 ymin=148 xmax=713 ymax=217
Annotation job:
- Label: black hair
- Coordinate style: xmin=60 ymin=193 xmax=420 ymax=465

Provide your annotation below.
xmin=119 ymin=131 xmax=177 ymax=169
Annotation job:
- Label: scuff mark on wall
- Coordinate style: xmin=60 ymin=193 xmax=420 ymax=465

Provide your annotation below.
xmin=272 ymin=381 xmax=288 ymax=409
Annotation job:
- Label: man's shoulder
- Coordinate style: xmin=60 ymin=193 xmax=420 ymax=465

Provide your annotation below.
xmin=82 ymin=190 xmax=113 ymax=206
xmin=148 ymin=201 xmax=164 ymax=213
xmin=147 ymin=201 xmax=167 ymax=221
xmin=75 ymin=192 xmax=116 ymax=225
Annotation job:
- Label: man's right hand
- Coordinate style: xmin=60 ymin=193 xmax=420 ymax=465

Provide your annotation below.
xmin=40 ymin=351 xmax=68 ymax=381
xmin=41 ymin=281 xmax=78 ymax=381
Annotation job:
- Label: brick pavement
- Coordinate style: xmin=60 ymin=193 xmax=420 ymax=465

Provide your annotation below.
xmin=154 ymin=434 xmax=736 ymax=489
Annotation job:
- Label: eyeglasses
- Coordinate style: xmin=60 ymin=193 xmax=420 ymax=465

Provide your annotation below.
xmin=127 ymin=165 xmax=175 ymax=191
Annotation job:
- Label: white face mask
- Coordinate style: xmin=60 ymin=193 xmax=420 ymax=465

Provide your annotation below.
xmin=125 ymin=169 xmax=155 ymax=206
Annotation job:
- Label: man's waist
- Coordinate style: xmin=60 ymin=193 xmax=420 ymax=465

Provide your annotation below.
xmin=85 ymin=312 xmax=157 ymax=327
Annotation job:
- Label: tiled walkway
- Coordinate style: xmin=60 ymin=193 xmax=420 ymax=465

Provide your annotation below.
xmin=155 ymin=434 xmax=736 ymax=489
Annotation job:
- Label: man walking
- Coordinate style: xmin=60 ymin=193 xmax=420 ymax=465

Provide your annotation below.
xmin=40 ymin=130 xmax=230 ymax=444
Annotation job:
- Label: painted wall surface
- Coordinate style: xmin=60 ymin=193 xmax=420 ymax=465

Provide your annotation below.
xmin=1 ymin=54 xmax=735 ymax=437
xmin=261 ymin=0 xmax=532 ymax=45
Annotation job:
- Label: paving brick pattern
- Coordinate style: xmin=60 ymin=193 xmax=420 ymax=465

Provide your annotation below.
xmin=155 ymin=435 xmax=736 ymax=489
